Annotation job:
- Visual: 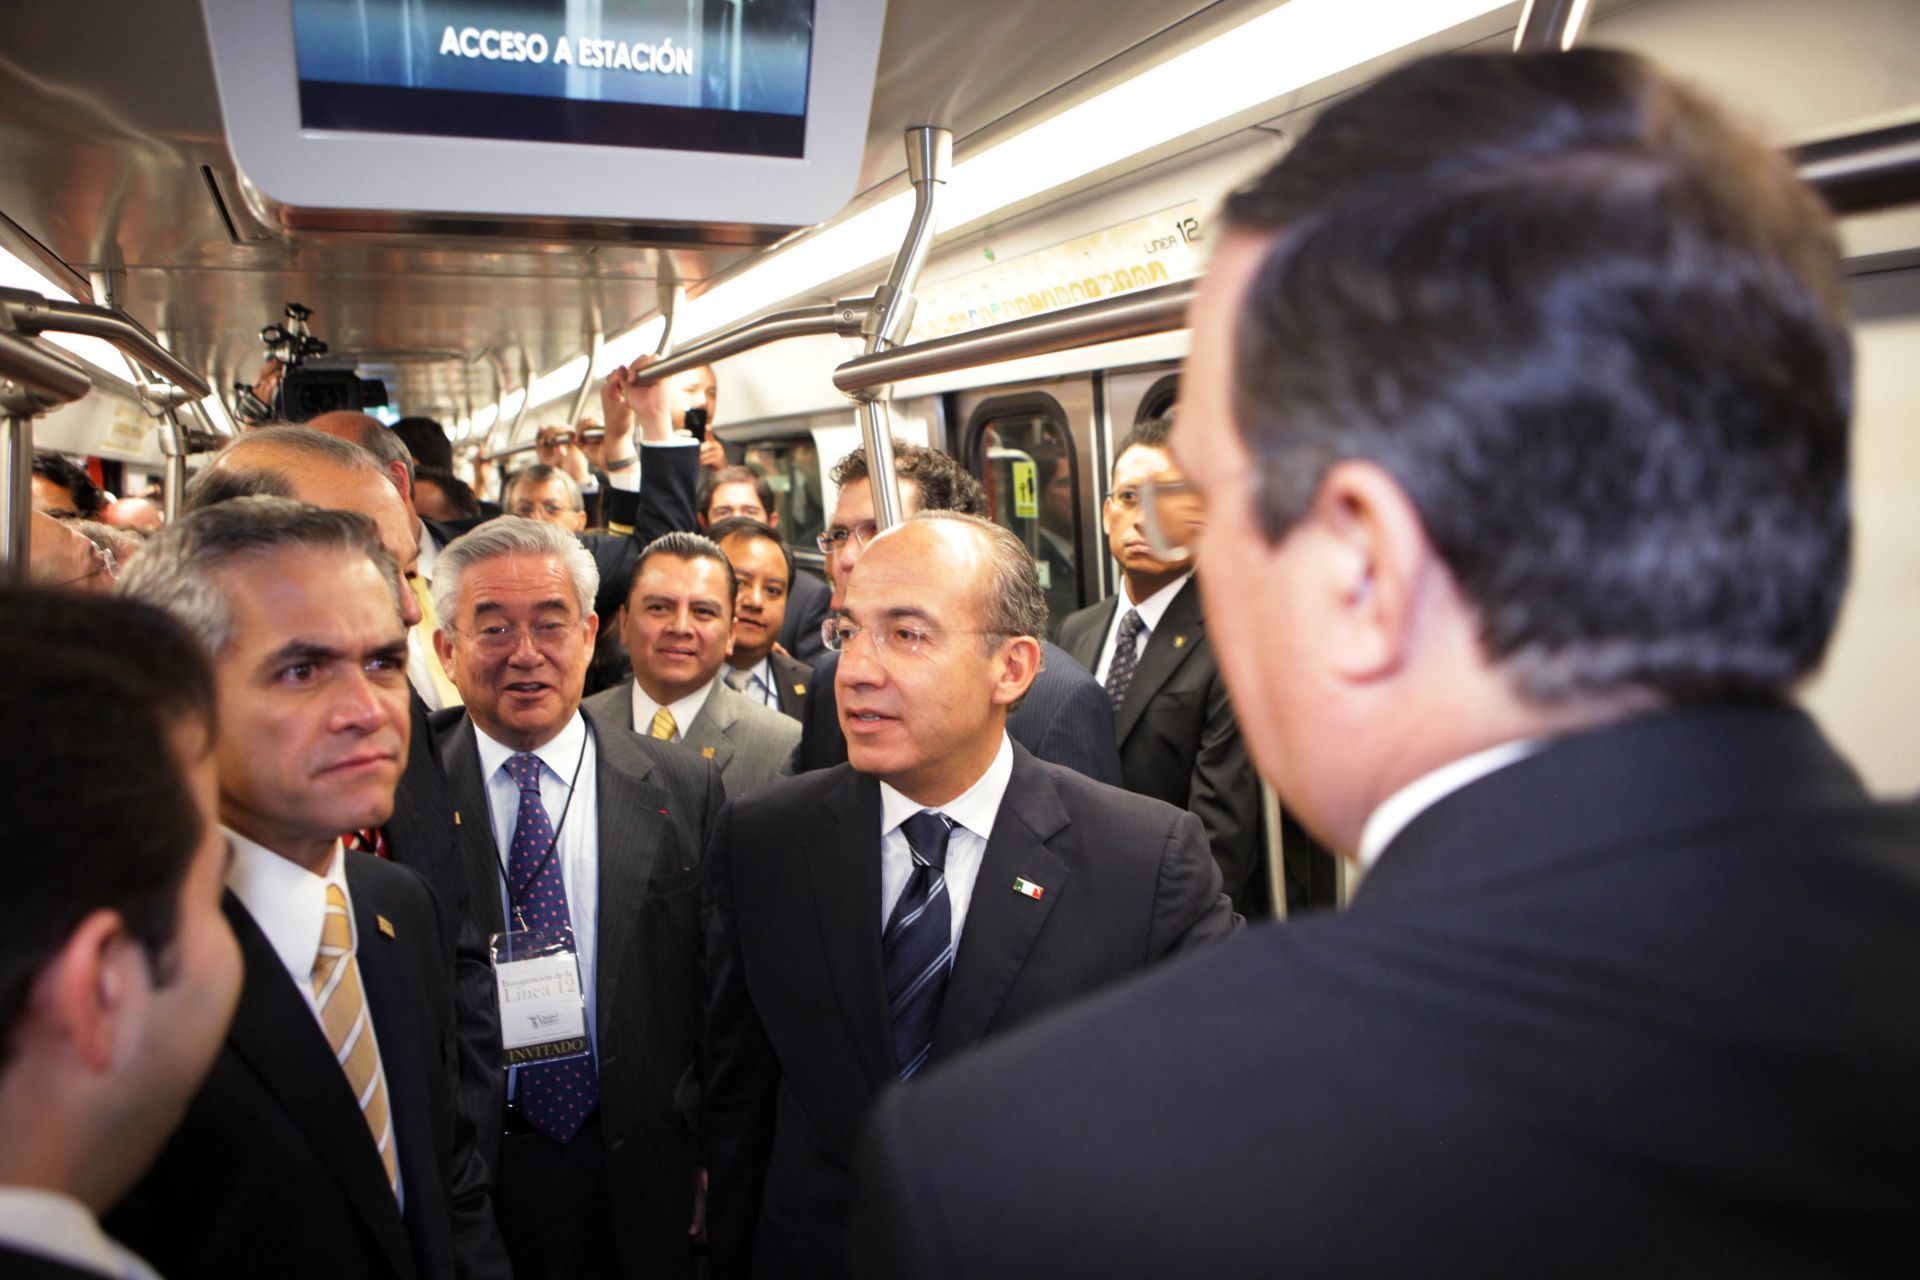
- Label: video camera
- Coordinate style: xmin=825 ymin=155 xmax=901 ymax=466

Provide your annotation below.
xmin=233 ymin=302 xmax=388 ymax=425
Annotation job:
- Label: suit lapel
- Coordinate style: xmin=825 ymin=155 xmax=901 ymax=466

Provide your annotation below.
xmin=773 ymin=651 xmax=811 ymax=721
xmin=221 ymin=892 xmax=416 ymax=1278
xmin=1060 ymin=596 xmax=1115 ymax=674
xmin=930 ymin=751 xmax=1071 ymax=1061
xmin=437 ymin=715 xmax=506 ymax=937
xmin=681 ymin=684 xmax=739 ymax=776
xmin=588 ymin=716 xmax=676 ymax=1039
xmin=1115 ymin=577 xmax=1204 ymax=744
xmin=347 ymin=859 xmax=441 ymax=1264
xmin=805 ymin=769 xmax=896 ymax=1089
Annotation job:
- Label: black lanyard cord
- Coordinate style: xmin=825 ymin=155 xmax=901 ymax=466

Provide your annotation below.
xmin=491 ymin=724 xmax=591 ymax=934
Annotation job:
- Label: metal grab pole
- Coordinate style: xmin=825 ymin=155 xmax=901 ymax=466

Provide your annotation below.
xmin=852 ymin=126 xmax=951 ymax=532
xmin=628 ymin=297 xmax=873 ymax=387
xmin=0 ymin=331 xmax=93 ymax=582
xmin=1513 ymin=0 xmax=1590 ymax=52
xmin=0 ymin=287 xmax=210 ymax=399
xmin=1 ymin=413 xmax=31 ymax=584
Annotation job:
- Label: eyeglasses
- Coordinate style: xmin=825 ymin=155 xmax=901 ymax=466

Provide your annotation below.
xmin=821 ymin=616 xmax=1005 ymax=659
xmin=815 ymin=520 xmax=880 ymax=556
xmin=54 ymin=543 xmax=116 ymax=589
xmin=512 ymin=501 xmax=577 ymax=519
xmin=453 ymin=619 xmax=584 ymax=654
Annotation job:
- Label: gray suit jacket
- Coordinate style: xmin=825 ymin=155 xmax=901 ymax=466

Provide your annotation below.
xmin=585 ymin=678 xmax=800 ymax=798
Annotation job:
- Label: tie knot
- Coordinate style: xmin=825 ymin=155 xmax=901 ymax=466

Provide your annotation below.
xmin=1118 ymin=608 xmax=1146 ymax=641
xmin=900 ymin=810 xmax=954 ymax=871
xmin=505 ymin=752 xmax=543 ymax=791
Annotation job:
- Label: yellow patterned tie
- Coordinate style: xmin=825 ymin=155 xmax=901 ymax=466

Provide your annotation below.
xmin=312 ymin=883 xmax=399 ymax=1197
xmin=408 ymin=575 xmax=463 ymax=708
xmin=649 ymin=706 xmax=677 ymax=741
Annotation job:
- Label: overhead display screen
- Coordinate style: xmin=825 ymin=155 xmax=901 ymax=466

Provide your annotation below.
xmin=291 ymin=0 xmax=814 ymax=158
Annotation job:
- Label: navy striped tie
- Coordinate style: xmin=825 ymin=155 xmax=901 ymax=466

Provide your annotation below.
xmin=884 ymin=810 xmax=954 ymax=1080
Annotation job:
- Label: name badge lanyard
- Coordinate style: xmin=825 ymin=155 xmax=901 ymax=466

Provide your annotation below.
xmin=492 ymin=730 xmax=590 ymax=954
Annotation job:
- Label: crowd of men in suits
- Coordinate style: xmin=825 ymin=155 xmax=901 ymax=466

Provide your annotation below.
xmin=4 ymin=43 xmax=1919 ymax=1280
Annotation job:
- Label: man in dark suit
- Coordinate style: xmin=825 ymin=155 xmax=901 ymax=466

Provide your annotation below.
xmin=791 ymin=441 xmax=1122 ymax=785
xmin=699 ymin=467 xmax=833 ymax=664
xmin=1058 ymin=416 xmax=1267 ymax=913
xmin=431 ymin=516 xmax=724 ymax=1279
xmin=0 ymin=591 xmax=242 ymax=1279
xmin=712 ymin=517 xmax=814 ymax=721
xmin=585 ymin=531 xmax=800 ymax=797
xmin=112 ymin=498 xmax=509 ymax=1279
xmin=706 ymin=512 xmax=1236 ymax=1279
xmin=851 ymin=49 xmax=1920 ymax=1278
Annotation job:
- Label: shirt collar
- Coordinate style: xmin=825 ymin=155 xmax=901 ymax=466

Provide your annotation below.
xmin=1357 ymin=738 xmax=1540 ymax=868
xmin=631 ymin=676 xmax=718 ymax=740
xmin=222 ymin=826 xmax=346 ymax=992
xmin=878 ymin=733 xmax=1015 ymax=843
xmin=474 ymin=710 xmax=589 ymax=789
xmin=1120 ymin=571 xmax=1191 ymax=633
xmin=0 ymin=1187 xmax=161 ymax=1280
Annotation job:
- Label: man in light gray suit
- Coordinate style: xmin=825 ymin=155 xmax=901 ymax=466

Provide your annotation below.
xmin=586 ymin=531 xmax=800 ymax=797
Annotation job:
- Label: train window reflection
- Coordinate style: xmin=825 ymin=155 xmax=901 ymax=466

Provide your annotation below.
xmin=971 ymin=400 xmax=1078 ymax=636
xmin=740 ymin=436 xmax=827 ymax=555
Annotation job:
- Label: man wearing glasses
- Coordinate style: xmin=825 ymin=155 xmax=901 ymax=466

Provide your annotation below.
xmin=1057 ymin=417 xmax=1267 ymax=915
xmin=789 ymin=441 xmax=1122 ymax=785
xmin=703 ymin=511 xmax=1236 ymax=1280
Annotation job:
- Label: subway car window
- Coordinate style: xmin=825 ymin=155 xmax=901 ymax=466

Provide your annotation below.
xmin=970 ymin=399 xmax=1079 ymax=636
xmin=740 ymin=436 xmax=828 ymax=557
xmin=1138 ymin=374 xmax=1181 ymax=423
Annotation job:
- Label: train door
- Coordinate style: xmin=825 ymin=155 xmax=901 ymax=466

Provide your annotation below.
xmin=954 ymin=381 xmax=1099 ymax=637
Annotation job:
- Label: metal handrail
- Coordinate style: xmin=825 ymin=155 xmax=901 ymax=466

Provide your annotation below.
xmin=833 ymin=279 xmax=1196 ymax=397
xmin=1513 ymin=0 xmax=1590 ymax=53
xmin=0 ymin=329 xmax=93 ymax=404
xmin=0 ymin=287 xmax=210 ymax=398
xmin=628 ymin=296 xmax=873 ymax=386
xmin=1795 ymin=114 xmax=1920 ymax=215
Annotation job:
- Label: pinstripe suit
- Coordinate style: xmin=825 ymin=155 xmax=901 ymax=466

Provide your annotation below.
xmin=791 ymin=644 xmax=1123 ymax=785
xmin=584 ymin=679 xmax=800 ymax=798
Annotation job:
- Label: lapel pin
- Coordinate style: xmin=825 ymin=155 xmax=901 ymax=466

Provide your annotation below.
xmin=376 ymin=915 xmax=396 ymax=939
xmin=453 ymin=809 xmax=462 ymax=826
xmin=794 ymin=683 xmax=807 ymax=696
xmin=1012 ymin=877 xmax=1045 ymax=900
xmin=702 ymin=746 xmax=717 ymax=759
xmin=1173 ymin=635 xmax=1187 ymax=649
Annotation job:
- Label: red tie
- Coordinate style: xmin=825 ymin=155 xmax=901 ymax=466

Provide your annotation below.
xmin=345 ymin=827 xmax=390 ymax=859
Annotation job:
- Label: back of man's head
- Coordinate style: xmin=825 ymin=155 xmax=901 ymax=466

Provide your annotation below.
xmin=1218 ymin=48 xmax=1849 ymax=705
xmin=830 ymin=439 xmax=989 ymax=517
xmin=184 ymin=425 xmax=385 ymax=514
xmin=392 ymin=416 xmax=454 ymax=472
xmin=307 ymin=411 xmax=417 ymax=500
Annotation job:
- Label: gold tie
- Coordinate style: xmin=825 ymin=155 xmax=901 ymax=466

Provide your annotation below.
xmin=649 ymin=707 xmax=676 ymax=740
xmin=312 ymin=883 xmax=399 ymax=1197
xmin=408 ymin=575 xmax=463 ymax=708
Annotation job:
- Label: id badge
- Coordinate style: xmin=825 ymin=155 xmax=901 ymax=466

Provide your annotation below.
xmin=488 ymin=929 xmax=590 ymax=1068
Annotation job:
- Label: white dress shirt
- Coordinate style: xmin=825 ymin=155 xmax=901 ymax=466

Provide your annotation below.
xmin=0 ymin=1188 xmax=160 ymax=1279
xmin=224 ymin=828 xmax=405 ymax=1205
xmin=730 ymin=656 xmax=780 ymax=710
xmin=629 ymin=677 xmax=719 ymax=744
xmin=1356 ymin=738 xmax=1541 ymax=868
xmin=407 ymin=522 xmax=449 ymax=710
xmin=473 ymin=713 xmax=602 ymax=1059
xmin=1092 ymin=572 xmax=1192 ymax=686
xmin=877 ymin=734 xmax=1015 ymax=952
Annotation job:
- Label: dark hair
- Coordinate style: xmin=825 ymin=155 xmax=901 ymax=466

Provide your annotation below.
xmin=631 ymin=530 xmax=738 ymax=612
xmin=829 ymin=439 xmax=987 ymax=517
xmin=391 ymin=417 xmax=454 ymax=472
xmin=414 ymin=465 xmax=482 ymax=520
xmin=32 ymin=452 xmax=107 ymax=518
xmin=182 ymin=465 xmax=294 ymax=513
xmin=700 ymin=466 xmax=776 ymax=522
xmin=708 ymin=517 xmax=795 ymax=591
xmin=909 ymin=511 xmax=1049 ymax=648
xmin=318 ymin=415 xmax=415 ymax=487
xmin=1218 ymin=49 xmax=1850 ymax=704
xmin=182 ymin=425 xmax=386 ymax=516
xmin=0 ymin=590 xmax=217 ymax=1068
xmin=1112 ymin=417 xmax=1174 ymax=481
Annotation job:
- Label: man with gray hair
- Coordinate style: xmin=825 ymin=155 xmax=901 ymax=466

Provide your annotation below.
xmin=429 ymin=515 xmax=722 ymax=1280
xmin=703 ymin=510 xmax=1236 ymax=1280
xmin=109 ymin=497 xmax=509 ymax=1280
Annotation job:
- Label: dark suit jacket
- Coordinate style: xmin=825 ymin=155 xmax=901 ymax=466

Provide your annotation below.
xmin=108 ymin=856 xmax=510 ymax=1280
xmin=705 ymin=746 xmax=1237 ymax=1279
xmin=851 ymin=705 xmax=1920 ymax=1278
xmin=1058 ymin=577 xmax=1263 ymax=911
xmin=0 ymin=1242 xmax=114 ymax=1279
xmin=389 ymin=688 xmax=505 ymax=1158
xmin=436 ymin=704 xmax=725 ymax=1278
xmin=768 ymin=649 xmax=813 ymax=722
xmin=585 ymin=679 xmax=800 ymax=798
xmin=792 ymin=644 xmax=1123 ymax=785
xmin=777 ymin=567 xmax=833 ymax=665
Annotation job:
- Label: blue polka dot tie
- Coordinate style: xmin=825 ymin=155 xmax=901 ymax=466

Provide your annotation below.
xmin=504 ymin=752 xmax=599 ymax=1143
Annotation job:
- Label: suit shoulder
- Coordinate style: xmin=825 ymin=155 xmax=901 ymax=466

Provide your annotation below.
xmin=731 ymin=694 xmax=804 ymax=745
xmin=581 ymin=683 xmax=628 ymax=719
xmin=1032 ymin=753 xmax=1188 ymax=831
xmin=428 ymin=705 xmax=470 ymax=739
xmin=345 ymin=850 xmax=439 ymax=923
xmin=1057 ymin=598 xmax=1111 ymax=645
xmin=723 ymin=763 xmax=854 ymax=827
